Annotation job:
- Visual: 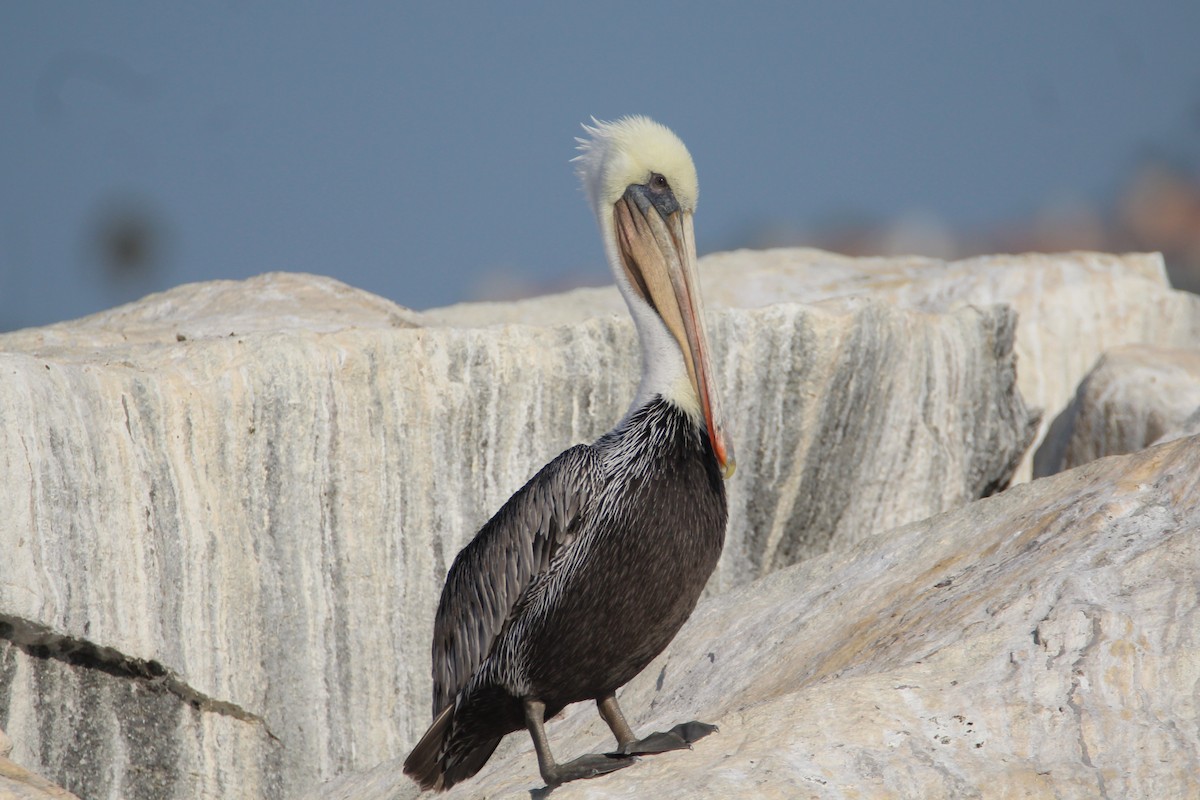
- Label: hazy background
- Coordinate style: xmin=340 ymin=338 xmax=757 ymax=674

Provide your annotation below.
xmin=3 ymin=2 xmax=1200 ymax=331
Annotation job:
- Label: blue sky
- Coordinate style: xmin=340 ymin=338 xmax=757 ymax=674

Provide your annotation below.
xmin=3 ymin=2 xmax=1199 ymax=330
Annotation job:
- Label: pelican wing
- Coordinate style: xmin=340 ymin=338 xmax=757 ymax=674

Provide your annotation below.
xmin=430 ymin=444 xmax=598 ymax=717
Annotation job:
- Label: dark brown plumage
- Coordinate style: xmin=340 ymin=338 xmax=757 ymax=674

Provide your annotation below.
xmin=404 ymin=398 xmax=726 ymax=790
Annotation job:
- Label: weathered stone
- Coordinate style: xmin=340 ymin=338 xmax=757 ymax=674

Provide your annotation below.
xmin=0 ymin=272 xmax=420 ymax=352
xmin=0 ymin=728 xmax=80 ymax=800
xmin=319 ymin=434 xmax=1200 ymax=800
xmin=0 ymin=266 xmax=1034 ymax=799
xmin=0 ymin=622 xmax=272 ymax=800
xmin=429 ymin=249 xmax=1200 ymax=481
xmin=1156 ymin=406 xmax=1200 ymax=444
xmin=1034 ymin=344 xmax=1200 ymax=475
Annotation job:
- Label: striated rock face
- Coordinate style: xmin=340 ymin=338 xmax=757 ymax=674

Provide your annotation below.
xmin=430 ymin=249 xmax=1200 ymax=481
xmin=0 ymin=728 xmax=81 ymax=800
xmin=0 ymin=263 xmax=1033 ymax=799
xmin=0 ymin=250 xmax=1190 ymax=799
xmin=319 ymin=433 xmax=1200 ymax=800
xmin=1035 ymin=344 xmax=1200 ymax=476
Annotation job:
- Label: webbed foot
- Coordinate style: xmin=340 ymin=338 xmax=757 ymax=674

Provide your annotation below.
xmin=614 ymin=720 xmax=719 ymax=755
xmin=541 ymin=752 xmax=636 ymax=786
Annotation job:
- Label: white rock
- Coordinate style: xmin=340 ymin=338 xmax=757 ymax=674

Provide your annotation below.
xmin=0 ymin=729 xmax=80 ymax=800
xmin=319 ymin=433 xmax=1200 ymax=800
xmin=429 ymin=248 xmax=1200 ymax=481
xmin=15 ymin=246 xmax=1193 ymax=798
xmin=1155 ymin=406 xmax=1200 ymax=444
xmin=0 ymin=263 xmax=1034 ymax=799
xmin=0 ymin=272 xmax=420 ymax=351
xmin=1034 ymin=344 xmax=1200 ymax=475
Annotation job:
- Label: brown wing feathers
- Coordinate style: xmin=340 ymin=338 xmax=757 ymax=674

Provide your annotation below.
xmin=429 ymin=444 xmax=596 ymax=717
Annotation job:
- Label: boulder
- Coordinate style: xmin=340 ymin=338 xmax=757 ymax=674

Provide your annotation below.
xmin=0 ymin=729 xmax=80 ymax=800
xmin=11 ymin=247 xmax=1195 ymax=799
xmin=718 ymin=249 xmax=1200 ymax=483
xmin=429 ymin=249 xmax=1200 ymax=481
xmin=1034 ymin=344 xmax=1200 ymax=475
xmin=1156 ymin=406 xmax=1200 ymax=444
xmin=318 ymin=433 xmax=1200 ymax=799
xmin=0 ymin=262 xmax=1035 ymax=799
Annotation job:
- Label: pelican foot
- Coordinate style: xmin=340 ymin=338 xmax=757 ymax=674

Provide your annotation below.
xmin=542 ymin=752 xmax=636 ymax=787
xmin=615 ymin=720 xmax=719 ymax=756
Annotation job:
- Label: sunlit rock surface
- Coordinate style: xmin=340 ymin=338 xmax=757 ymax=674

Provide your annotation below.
xmin=1 ymin=250 xmax=1188 ymax=798
xmin=319 ymin=434 xmax=1200 ymax=800
xmin=0 ymin=729 xmax=80 ymax=800
xmin=428 ymin=248 xmax=1200 ymax=481
xmin=1035 ymin=344 xmax=1200 ymax=476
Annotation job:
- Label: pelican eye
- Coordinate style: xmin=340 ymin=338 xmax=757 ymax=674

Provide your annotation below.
xmin=624 ymin=172 xmax=680 ymax=218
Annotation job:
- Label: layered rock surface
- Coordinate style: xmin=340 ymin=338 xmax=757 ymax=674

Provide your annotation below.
xmin=0 ymin=250 xmax=1192 ymax=799
xmin=318 ymin=432 xmax=1200 ymax=800
xmin=1035 ymin=344 xmax=1200 ymax=476
xmin=429 ymin=248 xmax=1200 ymax=480
xmin=0 ymin=729 xmax=80 ymax=800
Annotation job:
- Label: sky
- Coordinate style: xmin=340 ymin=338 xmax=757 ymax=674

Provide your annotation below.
xmin=3 ymin=2 xmax=1199 ymax=331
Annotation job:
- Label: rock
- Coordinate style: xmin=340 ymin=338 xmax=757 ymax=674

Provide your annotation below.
xmin=1155 ymin=406 xmax=1200 ymax=444
xmin=0 ymin=272 xmax=420 ymax=351
xmin=0 ymin=265 xmax=1035 ymax=799
xmin=728 ymin=250 xmax=1200 ymax=484
xmin=0 ymin=729 xmax=81 ymax=800
xmin=429 ymin=248 xmax=1200 ymax=481
xmin=1034 ymin=344 xmax=1200 ymax=476
xmin=318 ymin=433 xmax=1200 ymax=799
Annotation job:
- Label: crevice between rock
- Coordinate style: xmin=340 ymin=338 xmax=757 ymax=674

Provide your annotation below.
xmin=0 ymin=614 xmax=278 ymax=741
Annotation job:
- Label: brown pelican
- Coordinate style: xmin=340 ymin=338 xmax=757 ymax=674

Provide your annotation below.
xmin=403 ymin=116 xmax=734 ymax=791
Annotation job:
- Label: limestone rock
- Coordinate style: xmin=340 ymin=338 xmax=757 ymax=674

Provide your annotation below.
xmin=320 ymin=434 xmax=1200 ymax=800
xmin=1035 ymin=344 xmax=1200 ymax=475
xmin=0 ymin=266 xmax=1034 ymax=799
xmin=0 ymin=271 xmax=420 ymax=352
xmin=1156 ymin=406 xmax=1200 ymax=444
xmin=429 ymin=248 xmax=1200 ymax=481
xmin=0 ymin=729 xmax=80 ymax=800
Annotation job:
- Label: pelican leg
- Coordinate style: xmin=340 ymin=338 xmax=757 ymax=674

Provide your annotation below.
xmin=596 ymin=693 xmax=638 ymax=748
xmin=524 ymin=698 xmax=634 ymax=787
xmin=598 ymin=693 xmax=719 ymax=756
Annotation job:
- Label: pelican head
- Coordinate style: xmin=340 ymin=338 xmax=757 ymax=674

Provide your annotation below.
xmin=575 ymin=116 xmax=734 ymax=479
